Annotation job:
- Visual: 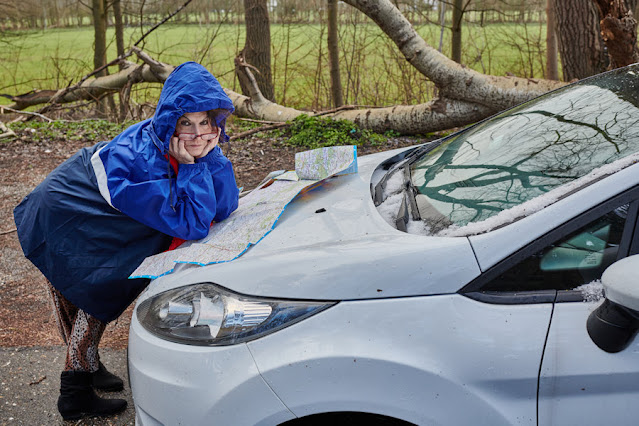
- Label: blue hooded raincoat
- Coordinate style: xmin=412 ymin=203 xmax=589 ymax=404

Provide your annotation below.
xmin=13 ymin=62 xmax=239 ymax=323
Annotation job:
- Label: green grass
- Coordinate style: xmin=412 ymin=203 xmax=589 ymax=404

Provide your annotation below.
xmin=0 ymin=21 xmax=555 ymax=112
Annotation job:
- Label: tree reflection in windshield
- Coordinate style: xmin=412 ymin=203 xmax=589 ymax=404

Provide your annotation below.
xmin=410 ymin=67 xmax=639 ymax=231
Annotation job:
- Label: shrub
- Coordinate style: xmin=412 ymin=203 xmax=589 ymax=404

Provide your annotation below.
xmin=279 ymin=115 xmax=386 ymax=149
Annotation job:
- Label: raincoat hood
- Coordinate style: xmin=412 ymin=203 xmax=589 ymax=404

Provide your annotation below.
xmin=149 ymin=61 xmax=235 ymax=153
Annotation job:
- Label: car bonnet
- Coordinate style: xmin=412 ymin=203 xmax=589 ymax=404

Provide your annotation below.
xmin=143 ymin=148 xmax=482 ymax=301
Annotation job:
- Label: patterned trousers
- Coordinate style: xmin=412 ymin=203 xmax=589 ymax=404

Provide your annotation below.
xmin=47 ymin=283 xmax=106 ymax=372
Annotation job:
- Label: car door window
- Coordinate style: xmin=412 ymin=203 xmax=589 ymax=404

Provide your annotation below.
xmin=480 ymin=204 xmax=629 ymax=293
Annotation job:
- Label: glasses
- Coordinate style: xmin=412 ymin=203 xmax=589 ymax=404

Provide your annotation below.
xmin=175 ymin=133 xmax=218 ymax=141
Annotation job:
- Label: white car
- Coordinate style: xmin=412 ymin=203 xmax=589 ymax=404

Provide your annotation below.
xmin=128 ymin=65 xmax=639 ymax=426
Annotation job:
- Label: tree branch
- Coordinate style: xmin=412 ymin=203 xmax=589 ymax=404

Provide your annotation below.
xmin=133 ymin=0 xmax=195 ymax=47
xmin=0 ymin=105 xmax=54 ymax=122
xmin=0 ymin=227 xmax=17 ymax=235
xmin=0 ymin=121 xmax=16 ymax=139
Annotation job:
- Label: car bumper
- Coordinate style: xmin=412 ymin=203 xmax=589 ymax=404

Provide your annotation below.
xmin=128 ymin=313 xmax=296 ymax=426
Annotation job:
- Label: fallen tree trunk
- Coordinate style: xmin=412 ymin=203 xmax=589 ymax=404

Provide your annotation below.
xmin=1 ymin=0 xmax=571 ymax=134
xmin=0 ymin=61 xmax=549 ymax=135
xmin=341 ymin=0 xmax=565 ymax=110
xmin=2 ymin=49 xmax=173 ymax=111
xmin=227 ymin=0 xmax=569 ymax=133
xmin=0 ymin=54 xmax=511 ymax=135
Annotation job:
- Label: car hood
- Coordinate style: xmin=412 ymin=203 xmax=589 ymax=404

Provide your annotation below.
xmin=144 ymin=147 xmax=482 ymax=301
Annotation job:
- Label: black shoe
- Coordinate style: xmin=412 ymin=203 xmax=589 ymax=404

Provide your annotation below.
xmin=58 ymin=370 xmax=127 ymax=421
xmin=92 ymin=362 xmax=124 ymax=392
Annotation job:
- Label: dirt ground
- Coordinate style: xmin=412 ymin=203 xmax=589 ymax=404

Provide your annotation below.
xmin=0 ymin=124 xmax=423 ymax=349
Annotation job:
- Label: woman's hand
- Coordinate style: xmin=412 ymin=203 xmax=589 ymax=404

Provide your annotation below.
xmin=194 ymin=130 xmax=220 ymax=160
xmin=169 ymin=136 xmax=195 ymax=164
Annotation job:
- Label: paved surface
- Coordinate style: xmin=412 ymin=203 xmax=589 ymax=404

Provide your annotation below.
xmin=0 ymin=346 xmax=134 ymax=425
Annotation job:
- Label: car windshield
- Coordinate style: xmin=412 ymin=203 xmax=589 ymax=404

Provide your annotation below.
xmin=410 ymin=66 xmax=639 ymax=233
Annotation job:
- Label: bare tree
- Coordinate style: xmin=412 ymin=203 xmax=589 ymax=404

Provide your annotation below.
xmin=451 ymin=0 xmax=464 ymax=63
xmin=91 ymin=0 xmax=108 ymax=116
xmin=327 ymin=0 xmax=343 ymax=107
xmin=545 ymin=0 xmax=559 ymax=80
xmin=237 ymin=0 xmax=275 ymax=101
xmin=113 ymin=0 xmax=125 ymax=59
xmin=554 ymin=0 xmax=607 ymax=80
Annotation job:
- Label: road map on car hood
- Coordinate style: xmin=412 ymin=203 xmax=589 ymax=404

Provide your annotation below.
xmin=130 ymin=145 xmax=358 ymax=279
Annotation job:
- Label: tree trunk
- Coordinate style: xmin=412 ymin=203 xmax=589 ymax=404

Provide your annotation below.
xmin=92 ymin=0 xmax=108 ymax=77
xmin=438 ymin=1 xmax=446 ymax=52
xmin=239 ymin=0 xmax=275 ymax=102
xmin=545 ymin=0 xmax=559 ymax=80
xmin=451 ymin=0 xmax=463 ymax=63
xmin=554 ymin=0 xmax=607 ymax=80
xmin=112 ymin=0 xmax=127 ymax=121
xmin=113 ymin=0 xmax=125 ymax=60
xmin=92 ymin=0 xmax=108 ymax=116
xmin=327 ymin=0 xmax=343 ymax=107
xmin=593 ymin=0 xmax=639 ymax=69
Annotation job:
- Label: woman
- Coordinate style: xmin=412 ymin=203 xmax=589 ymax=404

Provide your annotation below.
xmin=13 ymin=62 xmax=239 ymax=420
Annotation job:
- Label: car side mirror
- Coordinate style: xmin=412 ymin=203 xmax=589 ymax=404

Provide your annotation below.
xmin=587 ymin=255 xmax=639 ymax=353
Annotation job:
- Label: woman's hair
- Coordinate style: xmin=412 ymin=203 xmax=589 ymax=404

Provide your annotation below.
xmin=208 ymin=108 xmax=232 ymax=143
xmin=208 ymin=109 xmax=231 ymax=128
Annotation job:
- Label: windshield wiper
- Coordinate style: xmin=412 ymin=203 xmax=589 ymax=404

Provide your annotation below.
xmin=403 ymin=164 xmax=421 ymax=221
xmin=373 ymin=140 xmax=441 ymax=206
xmin=395 ymin=165 xmax=421 ymax=232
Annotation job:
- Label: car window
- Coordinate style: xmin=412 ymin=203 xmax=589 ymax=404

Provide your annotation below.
xmin=480 ymin=204 xmax=629 ymax=292
xmin=409 ymin=66 xmax=639 ymax=232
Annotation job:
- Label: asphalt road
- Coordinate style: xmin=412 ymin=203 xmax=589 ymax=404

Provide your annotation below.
xmin=0 ymin=346 xmax=134 ymax=425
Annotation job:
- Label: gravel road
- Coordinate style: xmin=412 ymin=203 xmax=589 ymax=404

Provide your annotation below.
xmin=0 ymin=346 xmax=134 ymax=425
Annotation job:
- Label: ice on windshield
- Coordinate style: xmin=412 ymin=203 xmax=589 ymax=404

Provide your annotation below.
xmin=377 ymin=151 xmax=639 ymax=237
xmin=438 ymin=151 xmax=639 ymax=236
xmin=377 ymin=169 xmax=405 ymax=226
xmin=376 ymin=68 xmax=639 ymax=236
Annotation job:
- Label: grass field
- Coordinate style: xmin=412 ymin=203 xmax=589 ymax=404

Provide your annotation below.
xmin=0 ymin=21 xmax=553 ymax=111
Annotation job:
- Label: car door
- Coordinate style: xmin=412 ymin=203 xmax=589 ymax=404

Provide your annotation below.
xmin=461 ymin=190 xmax=639 ymax=426
xmin=538 ymin=198 xmax=639 ymax=426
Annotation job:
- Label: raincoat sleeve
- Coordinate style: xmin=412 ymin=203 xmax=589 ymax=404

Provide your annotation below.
xmin=196 ymin=146 xmax=239 ymax=222
xmin=103 ymin=147 xmax=239 ymax=241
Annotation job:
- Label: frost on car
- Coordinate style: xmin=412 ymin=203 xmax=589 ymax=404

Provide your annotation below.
xmin=374 ymin=67 xmax=639 ymax=237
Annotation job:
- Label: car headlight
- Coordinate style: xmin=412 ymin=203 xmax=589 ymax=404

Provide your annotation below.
xmin=136 ymin=283 xmax=335 ymax=346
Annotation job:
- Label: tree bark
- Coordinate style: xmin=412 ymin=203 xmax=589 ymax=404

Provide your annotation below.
xmin=2 ymin=53 xmax=174 ymax=111
xmin=438 ymin=1 xmax=446 ymax=52
xmin=327 ymin=0 xmax=344 ymax=107
xmin=545 ymin=0 xmax=559 ymax=80
xmin=554 ymin=0 xmax=607 ymax=80
xmin=239 ymin=0 xmax=275 ymax=102
xmin=113 ymin=0 xmax=125 ymax=60
xmin=92 ymin=0 xmax=107 ymax=77
xmin=593 ymin=0 xmax=639 ymax=69
xmin=451 ymin=0 xmax=463 ymax=63
xmin=92 ymin=0 xmax=108 ymax=116
xmin=112 ymin=0 xmax=127 ymax=121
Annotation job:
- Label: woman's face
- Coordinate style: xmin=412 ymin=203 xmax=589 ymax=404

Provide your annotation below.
xmin=174 ymin=111 xmax=220 ymax=158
